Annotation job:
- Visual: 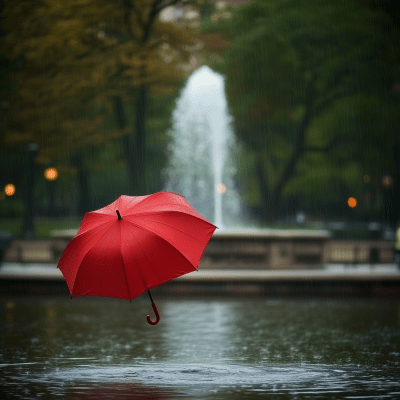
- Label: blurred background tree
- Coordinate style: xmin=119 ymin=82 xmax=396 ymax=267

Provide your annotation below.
xmin=203 ymin=0 xmax=400 ymax=225
xmin=1 ymin=0 xmax=399 ymax=230
xmin=1 ymin=0 xmax=201 ymax=217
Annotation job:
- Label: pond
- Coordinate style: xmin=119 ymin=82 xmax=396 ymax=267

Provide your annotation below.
xmin=1 ymin=296 xmax=399 ymax=399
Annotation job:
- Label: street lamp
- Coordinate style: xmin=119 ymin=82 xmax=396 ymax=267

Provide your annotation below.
xmin=381 ymin=173 xmax=394 ymax=225
xmin=44 ymin=166 xmax=58 ymax=216
xmin=4 ymin=184 xmax=15 ymax=196
xmin=44 ymin=167 xmax=58 ymax=181
xmin=347 ymin=197 xmax=357 ymax=208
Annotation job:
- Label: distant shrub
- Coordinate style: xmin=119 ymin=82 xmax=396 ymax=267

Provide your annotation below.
xmin=0 ymin=199 xmax=24 ymax=218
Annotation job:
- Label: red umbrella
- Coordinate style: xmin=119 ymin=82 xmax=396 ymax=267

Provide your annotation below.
xmin=57 ymin=192 xmax=216 ymax=325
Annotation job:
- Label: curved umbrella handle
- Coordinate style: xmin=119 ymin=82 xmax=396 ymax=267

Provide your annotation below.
xmin=147 ymin=302 xmax=160 ymax=325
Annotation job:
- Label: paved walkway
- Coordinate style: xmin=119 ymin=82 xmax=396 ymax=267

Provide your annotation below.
xmin=1 ymin=262 xmax=399 ymax=281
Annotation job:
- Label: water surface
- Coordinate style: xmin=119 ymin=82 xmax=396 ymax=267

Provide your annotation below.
xmin=1 ymin=297 xmax=399 ymax=399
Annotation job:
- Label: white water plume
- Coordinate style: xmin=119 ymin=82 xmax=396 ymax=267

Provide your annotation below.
xmin=164 ymin=66 xmax=241 ymax=228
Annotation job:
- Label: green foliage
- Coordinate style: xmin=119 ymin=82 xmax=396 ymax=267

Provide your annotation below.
xmin=206 ymin=0 xmax=400 ymax=222
xmin=0 ymin=218 xmax=81 ymax=239
xmin=0 ymin=199 xmax=25 ymax=219
xmin=1 ymin=0 xmax=202 ymax=214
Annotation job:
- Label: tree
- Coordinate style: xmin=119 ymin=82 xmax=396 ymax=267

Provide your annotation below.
xmin=1 ymin=0 xmax=203 ymax=210
xmin=104 ymin=0 xmax=202 ymax=194
xmin=207 ymin=0 xmax=400 ymax=222
xmin=0 ymin=0 xmax=209 ymax=219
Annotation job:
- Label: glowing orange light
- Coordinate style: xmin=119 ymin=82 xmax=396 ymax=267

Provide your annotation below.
xmin=217 ymin=183 xmax=227 ymax=194
xmin=4 ymin=184 xmax=15 ymax=196
xmin=382 ymin=175 xmax=392 ymax=187
xmin=44 ymin=167 xmax=58 ymax=181
xmin=347 ymin=197 xmax=357 ymax=208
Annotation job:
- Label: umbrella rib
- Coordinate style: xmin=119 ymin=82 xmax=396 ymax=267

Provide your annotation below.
xmin=119 ymin=220 xmax=132 ymax=300
xmin=124 ymin=222 xmax=164 ymax=289
xmin=75 ymin=218 xmax=115 ymax=237
xmin=124 ymin=219 xmax=199 ymax=274
xmin=125 ymin=212 xmax=215 ymax=245
xmin=84 ymin=212 xmax=115 ymax=219
xmin=119 ymin=193 xmax=155 ymax=212
xmin=122 ymin=209 xmax=209 ymax=222
xmin=70 ymin=222 xmax=118 ymax=296
xmin=99 ymin=249 xmax=107 ymax=297
xmin=62 ymin=222 xmax=113 ymax=293
xmin=120 ymin=192 xmax=190 ymax=215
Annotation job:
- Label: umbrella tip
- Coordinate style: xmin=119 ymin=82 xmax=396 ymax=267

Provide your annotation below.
xmin=116 ymin=210 xmax=122 ymax=220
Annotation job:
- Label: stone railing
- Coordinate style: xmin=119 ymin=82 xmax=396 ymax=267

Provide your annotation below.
xmin=201 ymin=229 xmax=331 ymax=269
xmin=3 ymin=239 xmax=69 ymax=264
xmin=1 ymin=228 xmax=395 ymax=267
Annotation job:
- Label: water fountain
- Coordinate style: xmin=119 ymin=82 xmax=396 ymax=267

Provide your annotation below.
xmin=164 ymin=66 xmax=241 ymax=228
xmin=164 ymin=65 xmax=330 ymax=269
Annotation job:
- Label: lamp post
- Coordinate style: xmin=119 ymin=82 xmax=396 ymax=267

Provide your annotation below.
xmin=22 ymin=143 xmax=38 ymax=239
xmin=44 ymin=166 xmax=58 ymax=217
xmin=381 ymin=172 xmax=393 ymax=226
xmin=393 ymin=144 xmax=400 ymax=231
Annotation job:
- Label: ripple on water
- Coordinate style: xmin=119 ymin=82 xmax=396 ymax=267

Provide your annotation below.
xmin=34 ymin=363 xmax=332 ymax=387
xmin=9 ymin=362 xmax=400 ymax=398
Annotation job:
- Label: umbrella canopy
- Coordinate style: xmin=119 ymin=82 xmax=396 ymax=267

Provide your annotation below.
xmin=58 ymin=192 xmax=216 ymax=324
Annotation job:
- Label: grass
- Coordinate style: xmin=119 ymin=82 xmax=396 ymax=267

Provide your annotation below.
xmin=0 ymin=218 xmax=81 ymax=239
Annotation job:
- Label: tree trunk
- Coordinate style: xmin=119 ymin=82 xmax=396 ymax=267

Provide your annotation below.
xmin=390 ymin=143 xmax=400 ymax=229
xmin=272 ymin=80 xmax=314 ymax=214
xmin=255 ymin=156 xmax=273 ymax=224
xmin=114 ymin=96 xmax=134 ymax=194
xmin=121 ymin=0 xmax=155 ymax=195
xmin=73 ymin=152 xmax=91 ymax=216
xmin=114 ymin=89 xmax=147 ymax=195
xmin=114 ymin=86 xmax=147 ymax=195
xmin=132 ymin=82 xmax=147 ymax=195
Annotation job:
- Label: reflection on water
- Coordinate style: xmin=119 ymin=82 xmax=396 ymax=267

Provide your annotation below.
xmin=1 ymin=296 xmax=399 ymax=399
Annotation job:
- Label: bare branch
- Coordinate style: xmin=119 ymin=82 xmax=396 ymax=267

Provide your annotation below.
xmin=305 ymin=136 xmax=349 ymax=153
xmin=128 ymin=0 xmax=144 ymax=29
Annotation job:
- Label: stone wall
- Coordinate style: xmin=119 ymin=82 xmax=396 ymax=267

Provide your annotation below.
xmin=2 ymin=230 xmax=395 ymax=268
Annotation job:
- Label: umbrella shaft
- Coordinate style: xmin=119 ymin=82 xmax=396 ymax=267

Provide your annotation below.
xmin=147 ymin=290 xmax=154 ymax=304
